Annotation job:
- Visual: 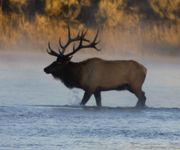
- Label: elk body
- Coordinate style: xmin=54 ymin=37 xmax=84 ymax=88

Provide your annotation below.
xmin=44 ymin=26 xmax=147 ymax=107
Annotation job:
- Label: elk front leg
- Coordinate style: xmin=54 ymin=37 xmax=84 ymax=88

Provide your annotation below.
xmin=80 ymin=91 xmax=92 ymax=106
xmin=94 ymin=91 xmax=102 ymax=107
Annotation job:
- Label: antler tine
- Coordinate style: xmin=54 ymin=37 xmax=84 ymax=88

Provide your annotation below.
xmin=58 ymin=37 xmax=66 ymax=54
xmin=47 ymin=42 xmax=60 ymax=57
xmin=58 ymin=25 xmax=91 ymax=55
xmin=91 ymin=29 xmax=101 ymax=51
xmin=65 ymin=29 xmax=101 ymax=57
xmin=93 ymin=29 xmax=99 ymax=43
xmin=73 ymin=29 xmax=89 ymax=44
xmin=80 ymin=29 xmax=101 ymax=51
xmin=58 ymin=47 xmax=63 ymax=55
xmin=58 ymin=24 xmax=74 ymax=54
xmin=81 ymin=29 xmax=88 ymax=38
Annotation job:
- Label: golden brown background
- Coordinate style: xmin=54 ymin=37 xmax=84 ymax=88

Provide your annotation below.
xmin=0 ymin=0 xmax=180 ymax=56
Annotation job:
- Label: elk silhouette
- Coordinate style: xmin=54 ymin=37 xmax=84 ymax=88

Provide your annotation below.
xmin=44 ymin=26 xmax=147 ymax=107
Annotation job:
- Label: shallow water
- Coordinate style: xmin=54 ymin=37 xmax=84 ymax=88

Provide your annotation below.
xmin=0 ymin=105 xmax=180 ymax=150
xmin=0 ymin=52 xmax=180 ymax=149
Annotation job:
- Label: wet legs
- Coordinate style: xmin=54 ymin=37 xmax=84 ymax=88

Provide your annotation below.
xmin=135 ymin=91 xmax=146 ymax=107
xmin=94 ymin=91 xmax=102 ymax=107
xmin=80 ymin=92 xmax=92 ymax=106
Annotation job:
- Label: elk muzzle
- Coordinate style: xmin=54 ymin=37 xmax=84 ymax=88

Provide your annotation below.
xmin=44 ymin=66 xmax=51 ymax=74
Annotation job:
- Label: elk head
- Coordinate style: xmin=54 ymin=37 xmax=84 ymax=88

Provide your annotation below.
xmin=44 ymin=25 xmax=100 ymax=74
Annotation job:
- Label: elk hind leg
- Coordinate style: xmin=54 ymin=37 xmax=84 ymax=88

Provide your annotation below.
xmin=94 ymin=91 xmax=102 ymax=107
xmin=131 ymin=85 xmax=146 ymax=107
xmin=135 ymin=90 xmax=146 ymax=108
xmin=80 ymin=91 xmax=92 ymax=106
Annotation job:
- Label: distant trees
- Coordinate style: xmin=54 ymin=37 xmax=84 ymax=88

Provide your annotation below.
xmin=0 ymin=0 xmax=11 ymax=14
xmin=0 ymin=0 xmax=179 ymax=54
xmin=0 ymin=0 xmax=179 ymax=26
xmin=150 ymin=0 xmax=180 ymax=23
xmin=0 ymin=0 xmax=45 ymax=20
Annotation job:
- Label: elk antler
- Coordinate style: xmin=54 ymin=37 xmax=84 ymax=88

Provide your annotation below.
xmin=65 ymin=29 xmax=101 ymax=57
xmin=47 ymin=25 xmax=100 ymax=58
xmin=47 ymin=42 xmax=61 ymax=57
xmin=58 ymin=24 xmax=90 ymax=54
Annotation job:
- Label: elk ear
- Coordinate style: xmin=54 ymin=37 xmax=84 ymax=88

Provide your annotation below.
xmin=63 ymin=56 xmax=72 ymax=64
xmin=67 ymin=56 xmax=72 ymax=61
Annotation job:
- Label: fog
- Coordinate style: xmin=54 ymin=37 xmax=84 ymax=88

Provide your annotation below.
xmin=0 ymin=49 xmax=180 ymax=108
xmin=1 ymin=49 xmax=180 ymax=150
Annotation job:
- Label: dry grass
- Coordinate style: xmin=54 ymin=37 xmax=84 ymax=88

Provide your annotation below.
xmin=150 ymin=0 xmax=180 ymax=22
xmin=97 ymin=0 xmax=140 ymax=28
xmin=0 ymin=0 xmax=180 ymax=56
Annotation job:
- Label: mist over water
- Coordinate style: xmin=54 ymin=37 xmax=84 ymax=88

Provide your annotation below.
xmin=0 ymin=49 xmax=180 ymax=149
xmin=0 ymin=49 xmax=180 ymax=107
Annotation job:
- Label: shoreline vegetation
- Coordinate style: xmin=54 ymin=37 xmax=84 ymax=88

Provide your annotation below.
xmin=0 ymin=0 xmax=180 ymax=56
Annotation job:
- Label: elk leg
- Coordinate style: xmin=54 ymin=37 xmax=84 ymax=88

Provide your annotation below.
xmin=135 ymin=90 xmax=146 ymax=108
xmin=94 ymin=91 xmax=102 ymax=107
xmin=80 ymin=92 xmax=92 ymax=106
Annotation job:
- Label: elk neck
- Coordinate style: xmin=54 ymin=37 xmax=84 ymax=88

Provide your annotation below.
xmin=52 ymin=61 xmax=83 ymax=89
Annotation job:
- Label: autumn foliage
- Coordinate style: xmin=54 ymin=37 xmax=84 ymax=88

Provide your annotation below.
xmin=0 ymin=0 xmax=180 ymax=55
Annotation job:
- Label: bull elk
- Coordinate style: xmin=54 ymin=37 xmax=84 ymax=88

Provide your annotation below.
xmin=44 ymin=25 xmax=147 ymax=107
